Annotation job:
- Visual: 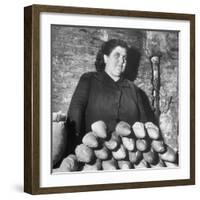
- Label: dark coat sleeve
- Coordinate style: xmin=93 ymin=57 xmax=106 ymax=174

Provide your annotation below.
xmin=66 ymin=72 xmax=92 ymax=151
xmin=135 ymin=85 xmax=157 ymax=124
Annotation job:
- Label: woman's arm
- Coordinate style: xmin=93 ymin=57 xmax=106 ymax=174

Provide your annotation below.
xmin=136 ymin=86 xmax=157 ymax=124
xmin=66 ymin=72 xmax=92 ymax=147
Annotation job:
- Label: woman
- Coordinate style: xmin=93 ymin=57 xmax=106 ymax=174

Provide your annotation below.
xmin=66 ymin=39 xmax=153 ymax=153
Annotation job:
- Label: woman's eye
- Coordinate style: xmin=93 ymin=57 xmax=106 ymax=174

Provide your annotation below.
xmin=113 ymin=53 xmax=127 ymax=62
xmin=114 ymin=53 xmax=120 ymax=58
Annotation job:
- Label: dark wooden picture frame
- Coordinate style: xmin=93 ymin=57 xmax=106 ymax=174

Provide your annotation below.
xmin=24 ymin=4 xmax=195 ymax=195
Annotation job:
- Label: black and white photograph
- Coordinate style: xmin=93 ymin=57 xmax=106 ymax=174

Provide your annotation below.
xmin=51 ymin=25 xmax=179 ymax=173
xmin=24 ymin=4 xmax=195 ymax=194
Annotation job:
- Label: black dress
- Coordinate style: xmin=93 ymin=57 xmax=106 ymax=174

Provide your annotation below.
xmin=66 ymin=71 xmax=154 ymax=153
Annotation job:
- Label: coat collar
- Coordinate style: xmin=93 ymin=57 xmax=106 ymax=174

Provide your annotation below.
xmin=94 ymin=71 xmax=130 ymax=88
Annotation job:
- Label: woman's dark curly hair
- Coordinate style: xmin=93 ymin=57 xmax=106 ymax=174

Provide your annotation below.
xmin=95 ymin=39 xmax=128 ymax=72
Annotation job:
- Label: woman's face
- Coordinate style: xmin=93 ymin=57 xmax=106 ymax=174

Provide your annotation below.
xmin=104 ymin=46 xmax=127 ymax=80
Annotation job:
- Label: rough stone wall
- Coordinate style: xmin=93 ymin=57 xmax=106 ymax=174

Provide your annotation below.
xmin=51 ymin=25 xmax=178 ymax=150
xmin=137 ymin=31 xmax=179 ymax=150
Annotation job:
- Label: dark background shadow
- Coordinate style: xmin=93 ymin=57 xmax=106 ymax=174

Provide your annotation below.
xmin=124 ymin=47 xmax=141 ymax=81
xmin=137 ymin=88 xmax=157 ymax=125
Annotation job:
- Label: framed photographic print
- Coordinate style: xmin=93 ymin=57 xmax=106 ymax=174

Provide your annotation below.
xmin=24 ymin=4 xmax=195 ymax=194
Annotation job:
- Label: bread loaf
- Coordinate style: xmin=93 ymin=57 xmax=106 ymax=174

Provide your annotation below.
xmin=104 ymin=131 xmax=121 ymax=150
xmin=82 ymin=132 xmax=99 ymax=148
xmin=151 ymin=140 xmax=166 ymax=153
xmin=143 ymin=149 xmax=159 ymax=165
xmin=121 ymin=136 xmax=135 ymax=151
xmin=159 ymin=145 xmax=177 ymax=163
xmin=115 ymin=121 xmax=131 ymax=136
xmin=145 ymin=122 xmax=160 ymax=140
xmin=91 ymin=121 xmax=107 ymax=139
xmin=58 ymin=154 xmax=78 ymax=172
xmin=132 ymin=122 xmax=146 ymax=138
xmin=102 ymin=158 xmax=118 ymax=170
xmin=128 ymin=150 xmax=143 ymax=164
xmin=112 ymin=144 xmax=127 ymax=160
xmin=134 ymin=159 xmax=149 ymax=169
xmin=82 ymin=159 xmax=102 ymax=171
xmin=118 ymin=160 xmax=132 ymax=169
xmin=94 ymin=146 xmax=110 ymax=160
xmin=75 ymin=144 xmax=94 ymax=163
xmin=136 ymin=139 xmax=148 ymax=152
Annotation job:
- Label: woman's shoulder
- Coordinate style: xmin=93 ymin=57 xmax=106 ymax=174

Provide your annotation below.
xmin=126 ymin=79 xmax=139 ymax=91
xmin=79 ymin=71 xmax=97 ymax=80
xmin=79 ymin=71 xmax=104 ymax=85
xmin=126 ymin=81 xmax=146 ymax=100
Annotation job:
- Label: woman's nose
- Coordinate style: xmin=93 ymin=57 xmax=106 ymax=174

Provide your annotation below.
xmin=118 ymin=56 xmax=126 ymax=65
xmin=118 ymin=56 xmax=124 ymax=64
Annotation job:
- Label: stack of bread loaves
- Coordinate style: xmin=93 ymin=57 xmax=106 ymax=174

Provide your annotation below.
xmin=53 ymin=117 xmax=178 ymax=172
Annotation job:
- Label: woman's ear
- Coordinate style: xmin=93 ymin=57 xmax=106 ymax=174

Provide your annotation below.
xmin=103 ymin=54 xmax=108 ymax=64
